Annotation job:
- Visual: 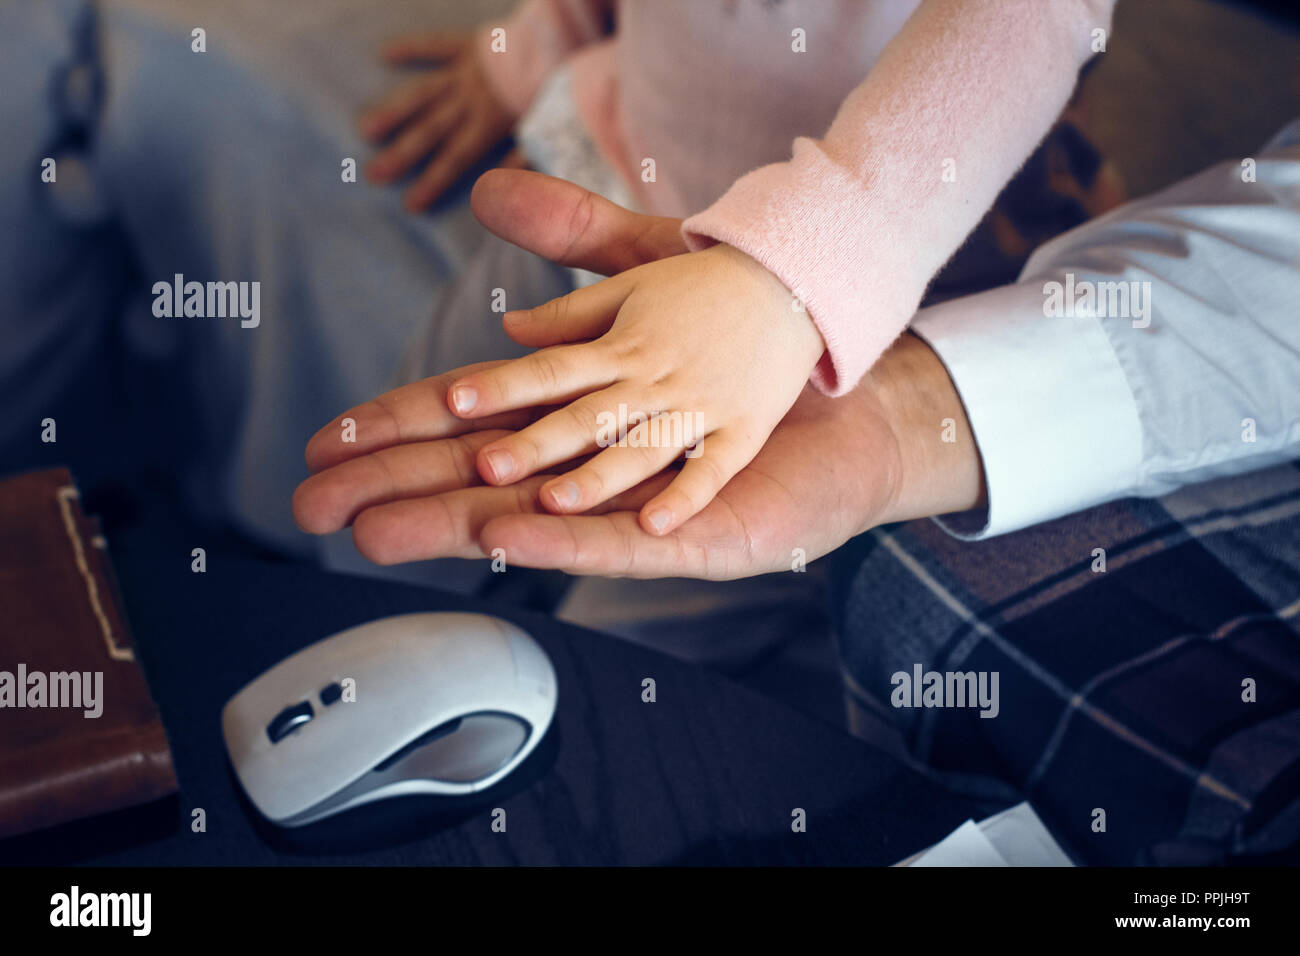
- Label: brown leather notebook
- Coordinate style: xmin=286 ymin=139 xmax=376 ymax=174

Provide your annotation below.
xmin=0 ymin=467 xmax=177 ymax=839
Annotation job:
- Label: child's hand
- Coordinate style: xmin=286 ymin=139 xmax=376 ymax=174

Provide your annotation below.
xmin=444 ymin=244 xmax=826 ymax=536
xmin=360 ymin=32 xmax=513 ymax=211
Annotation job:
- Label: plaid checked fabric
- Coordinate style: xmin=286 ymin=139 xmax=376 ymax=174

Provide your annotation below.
xmin=831 ymin=461 xmax=1300 ymax=865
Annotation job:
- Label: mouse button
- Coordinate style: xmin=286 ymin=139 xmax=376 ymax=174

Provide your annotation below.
xmin=373 ymin=713 xmax=529 ymax=785
xmin=266 ymin=700 xmax=315 ymax=744
xmin=426 ymin=633 xmax=513 ymax=679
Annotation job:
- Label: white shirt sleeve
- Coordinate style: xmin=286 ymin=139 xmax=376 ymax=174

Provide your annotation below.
xmin=911 ymin=119 xmax=1300 ymax=540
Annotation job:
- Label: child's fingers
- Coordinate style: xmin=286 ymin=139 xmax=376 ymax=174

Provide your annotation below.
xmin=382 ymin=32 xmax=467 ymax=64
xmin=367 ymin=96 xmax=464 ymax=183
xmin=304 ymin=360 xmax=525 ymax=473
xmin=638 ymin=432 xmax=748 ymax=536
xmin=601 ymin=469 xmax=674 ymax=514
xmin=403 ymin=127 xmax=482 ymax=211
xmin=359 ymin=72 xmax=452 ymax=143
xmin=447 ymin=343 xmax=617 ymax=419
xmin=472 ymin=385 xmax=636 ymax=484
xmin=537 ymin=415 xmax=699 ymax=514
xmin=502 ymin=273 xmax=637 ymax=348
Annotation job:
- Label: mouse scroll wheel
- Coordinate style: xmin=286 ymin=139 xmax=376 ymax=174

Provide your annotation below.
xmin=266 ymin=701 xmax=314 ymax=744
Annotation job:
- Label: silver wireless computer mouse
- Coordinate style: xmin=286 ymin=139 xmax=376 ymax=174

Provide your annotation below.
xmin=221 ymin=612 xmax=558 ymax=827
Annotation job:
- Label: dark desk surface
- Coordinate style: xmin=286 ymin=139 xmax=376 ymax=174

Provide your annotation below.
xmin=3 ymin=553 xmax=989 ymax=865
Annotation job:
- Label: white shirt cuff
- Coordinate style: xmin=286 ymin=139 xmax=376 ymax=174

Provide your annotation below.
xmin=910 ymin=281 xmax=1144 ymax=539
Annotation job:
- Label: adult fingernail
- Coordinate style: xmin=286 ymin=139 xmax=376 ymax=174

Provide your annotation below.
xmin=485 ymin=449 xmax=514 ymax=482
xmin=450 ymin=385 xmax=477 ymax=414
xmin=549 ymin=480 xmax=579 ymax=509
xmin=647 ymin=509 xmax=670 ymax=534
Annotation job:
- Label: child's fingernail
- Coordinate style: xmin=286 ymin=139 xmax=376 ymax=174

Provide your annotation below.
xmin=450 ymin=385 xmax=477 ymax=414
xmin=485 ymin=449 xmax=514 ymax=482
xmin=548 ymin=480 xmax=579 ymax=509
xmin=647 ymin=509 xmax=671 ymax=534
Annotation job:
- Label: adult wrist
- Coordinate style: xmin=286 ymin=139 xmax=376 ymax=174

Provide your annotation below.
xmin=872 ymin=332 xmax=986 ymax=526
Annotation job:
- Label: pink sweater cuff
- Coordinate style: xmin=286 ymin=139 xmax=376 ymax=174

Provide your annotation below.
xmin=682 ymin=0 xmax=1114 ymax=397
xmin=683 ymin=139 xmax=935 ymax=397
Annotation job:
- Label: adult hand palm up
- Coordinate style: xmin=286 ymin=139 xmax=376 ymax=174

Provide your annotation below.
xmin=293 ymin=170 xmax=905 ymax=579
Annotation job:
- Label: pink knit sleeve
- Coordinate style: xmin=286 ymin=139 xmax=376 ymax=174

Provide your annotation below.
xmin=681 ymin=0 xmax=1117 ymax=396
xmin=474 ymin=0 xmax=613 ymax=119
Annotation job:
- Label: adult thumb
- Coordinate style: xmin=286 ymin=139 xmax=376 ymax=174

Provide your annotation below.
xmin=470 ymin=168 xmax=687 ymax=276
